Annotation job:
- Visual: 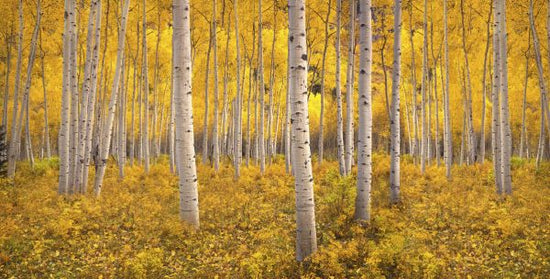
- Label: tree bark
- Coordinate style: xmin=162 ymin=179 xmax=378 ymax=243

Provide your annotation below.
xmin=318 ymin=0 xmax=331 ymax=167
xmin=234 ymin=0 xmax=242 ymax=178
xmin=345 ymin=0 xmax=356 ymax=174
xmin=390 ymin=0 xmax=402 ymax=204
xmin=258 ymin=0 xmax=266 ymax=174
xmin=173 ymin=0 xmax=200 ymax=228
xmin=93 ymin=0 xmax=130 ymax=197
xmin=142 ymin=0 xmax=150 ymax=172
xmin=335 ymin=0 xmax=346 ymax=176
xmin=289 ymin=0 xmax=317 ymax=261
xmin=355 ymin=0 xmax=372 ymax=222
xmin=443 ymin=0 xmax=452 ymax=179
xmin=212 ymin=0 xmax=220 ymax=171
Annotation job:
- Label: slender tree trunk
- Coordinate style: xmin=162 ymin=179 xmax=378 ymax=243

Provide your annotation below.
xmin=246 ymin=24 xmax=256 ymax=167
xmin=212 ymin=0 xmax=220 ymax=171
xmin=152 ymin=9 xmax=161 ymax=159
xmin=409 ymin=5 xmax=418 ymax=161
xmin=82 ymin=0 xmax=102 ymax=193
xmin=221 ymin=19 xmax=230 ymax=158
xmin=142 ymin=0 xmax=150 ymax=171
xmin=318 ymin=0 xmax=332 ymax=167
xmin=267 ymin=4 xmax=277 ymax=166
xmin=443 ymin=0 xmax=452 ymax=179
xmin=7 ymin=0 xmax=24 ymax=179
xmin=173 ymin=0 xmax=200 ymax=228
xmin=203 ymin=23 xmax=212 ymax=165
xmin=520 ymin=33 xmax=531 ymax=158
xmin=68 ymin=0 xmax=79 ymax=193
xmin=335 ymin=0 xmax=346 ymax=175
xmin=2 ymin=35 xmax=11 ymax=130
xmin=497 ymin=0 xmax=512 ymax=194
xmin=39 ymin=33 xmax=51 ymax=158
xmin=345 ymin=0 xmax=356 ymax=174
xmin=459 ymin=0 xmax=476 ymax=165
xmin=420 ymin=0 xmax=428 ymax=173
xmin=75 ymin=0 xmax=99 ymax=192
xmin=390 ymin=0 xmax=403 ymax=203
xmin=480 ymin=5 xmax=492 ymax=163
xmin=355 ymin=0 xmax=372 ymax=222
xmin=492 ymin=0 xmax=502 ymax=192
xmin=258 ymin=0 xmax=266 ymax=173
xmin=289 ymin=0 xmax=317 ymax=261
xmin=234 ymin=0 xmax=242 ymax=178
xmin=93 ymin=0 xmax=130 ymax=197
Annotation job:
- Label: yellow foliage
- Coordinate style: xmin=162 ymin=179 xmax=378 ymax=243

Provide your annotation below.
xmin=0 ymin=156 xmax=549 ymax=278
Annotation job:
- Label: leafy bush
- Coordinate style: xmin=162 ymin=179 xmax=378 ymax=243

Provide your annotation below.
xmin=0 ymin=155 xmax=548 ymax=278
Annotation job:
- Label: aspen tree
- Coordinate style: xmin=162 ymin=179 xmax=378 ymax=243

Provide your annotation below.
xmin=2 ymin=33 xmax=11 ymax=131
xmin=7 ymin=0 xmax=24 ymax=179
xmin=390 ymin=0 xmax=403 ymax=204
xmin=142 ymin=0 xmax=150 ymax=172
xmin=289 ymin=0 xmax=317 ymax=261
xmin=497 ymin=0 xmax=511 ymax=195
xmin=345 ymin=0 xmax=356 ymax=174
xmin=212 ymin=0 xmax=220 ymax=171
xmin=39 ymin=32 xmax=51 ymax=158
xmin=492 ymin=0 xmax=502 ymax=193
xmin=420 ymin=0 xmax=428 ymax=173
xmin=234 ymin=0 xmax=242 ymax=178
xmin=443 ymin=0 xmax=452 ymax=179
xmin=335 ymin=0 xmax=346 ymax=176
xmin=480 ymin=4 xmax=493 ymax=163
xmin=258 ymin=0 xmax=266 ymax=174
xmin=318 ymin=0 xmax=332 ymax=167
xmin=520 ymin=33 xmax=530 ymax=158
xmin=355 ymin=0 xmax=372 ymax=222
xmin=93 ymin=0 xmax=130 ymax=197
xmin=203 ymin=25 xmax=212 ymax=165
xmin=173 ymin=0 xmax=200 ymax=228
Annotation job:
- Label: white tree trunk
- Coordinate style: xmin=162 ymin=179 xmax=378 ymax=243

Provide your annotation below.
xmin=173 ymin=0 xmax=200 ymax=228
xmin=7 ymin=0 xmax=24 ymax=179
xmin=234 ymin=0 xmax=242 ymax=178
xmin=390 ymin=0 xmax=402 ymax=204
xmin=289 ymin=0 xmax=317 ymax=261
xmin=93 ymin=0 xmax=130 ymax=197
xmin=142 ymin=0 xmax=150 ymax=172
xmin=258 ymin=0 xmax=266 ymax=174
xmin=443 ymin=0 xmax=452 ymax=179
xmin=492 ymin=0 xmax=502 ymax=193
xmin=212 ymin=0 xmax=220 ymax=171
xmin=420 ymin=0 xmax=428 ymax=174
xmin=354 ymin=0 xmax=372 ymax=222
xmin=497 ymin=0 xmax=512 ymax=195
xmin=318 ymin=0 xmax=332 ymax=167
xmin=335 ymin=0 xmax=346 ymax=176
xmin=345 ymin=0 xmax=356 ymax=175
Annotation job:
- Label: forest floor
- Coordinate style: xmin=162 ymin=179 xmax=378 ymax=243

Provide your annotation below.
xmin=0 ymin=154 xmax=549 ymax=278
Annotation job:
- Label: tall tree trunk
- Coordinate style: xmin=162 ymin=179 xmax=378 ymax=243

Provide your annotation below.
xmin=234 ymin=0 xmax=242 ymax=178
xmin=267 ymin=4 xmax=277 ymax=165
xmin=355 ymin=0 xmax=372 ymax=222
xmin=173 ymin=0 xmax=200 ymax=228
xmin=68 ymin=0 xmax=79 ymax=193
xmin=247 ymin=23 xmax=256 ymax=167
xmin=335 ymin=0 xmax=346 ymax=175
xmin=289 ymin=0 xmax=317 ymax=261
xmin=152 ymin=9 xmax=161 ymax=159
xmin=258 ymin=0 xmax=266 ymax=174
xmin=221 ymin=19 xmax=230 ymax=158
xmin=390 ymin=0 xmax=402 ymax=204
xmin=203 ymin=23 xmax=212 ymax=165
xmin=2 ymin=34 xmax=11 ymax=130
xmin=459 ymin=0 xmax=476 ymax=165
xmin=142 ymin=0 xmax=150 ymax=172
xmin=75 ymin=0 xmax=99 ymax=192
xmin=7 ymin=0 xmax=24 ymax=179
xmin=520 ymin=33 xmax=531 ymax=158
xmin=39 ymin=32 xmax=51 ymax=158
xmin=480 ymin=4 xmax=492 ymax=163
xmin=82 ymin=0 xmax=102 ymax=193
xmin=492 ymin=0 xmax=502 ymax=192
xmin=443 ymin=0 xmax=452 ymax=179
xmin=409 ymin=4 xmax=418 ymax=161
xmin=420 ymin=0 xmax=428 ymax=173
xmin=345 ymin=0 xmax=356 ymax=174
xmin=93 ymin=0 xmax=130 ymax=197
xmin=212 ymin=0 xmax=220 ymax=171
xmin=318 ymin=0 xmax=332 ymax=166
